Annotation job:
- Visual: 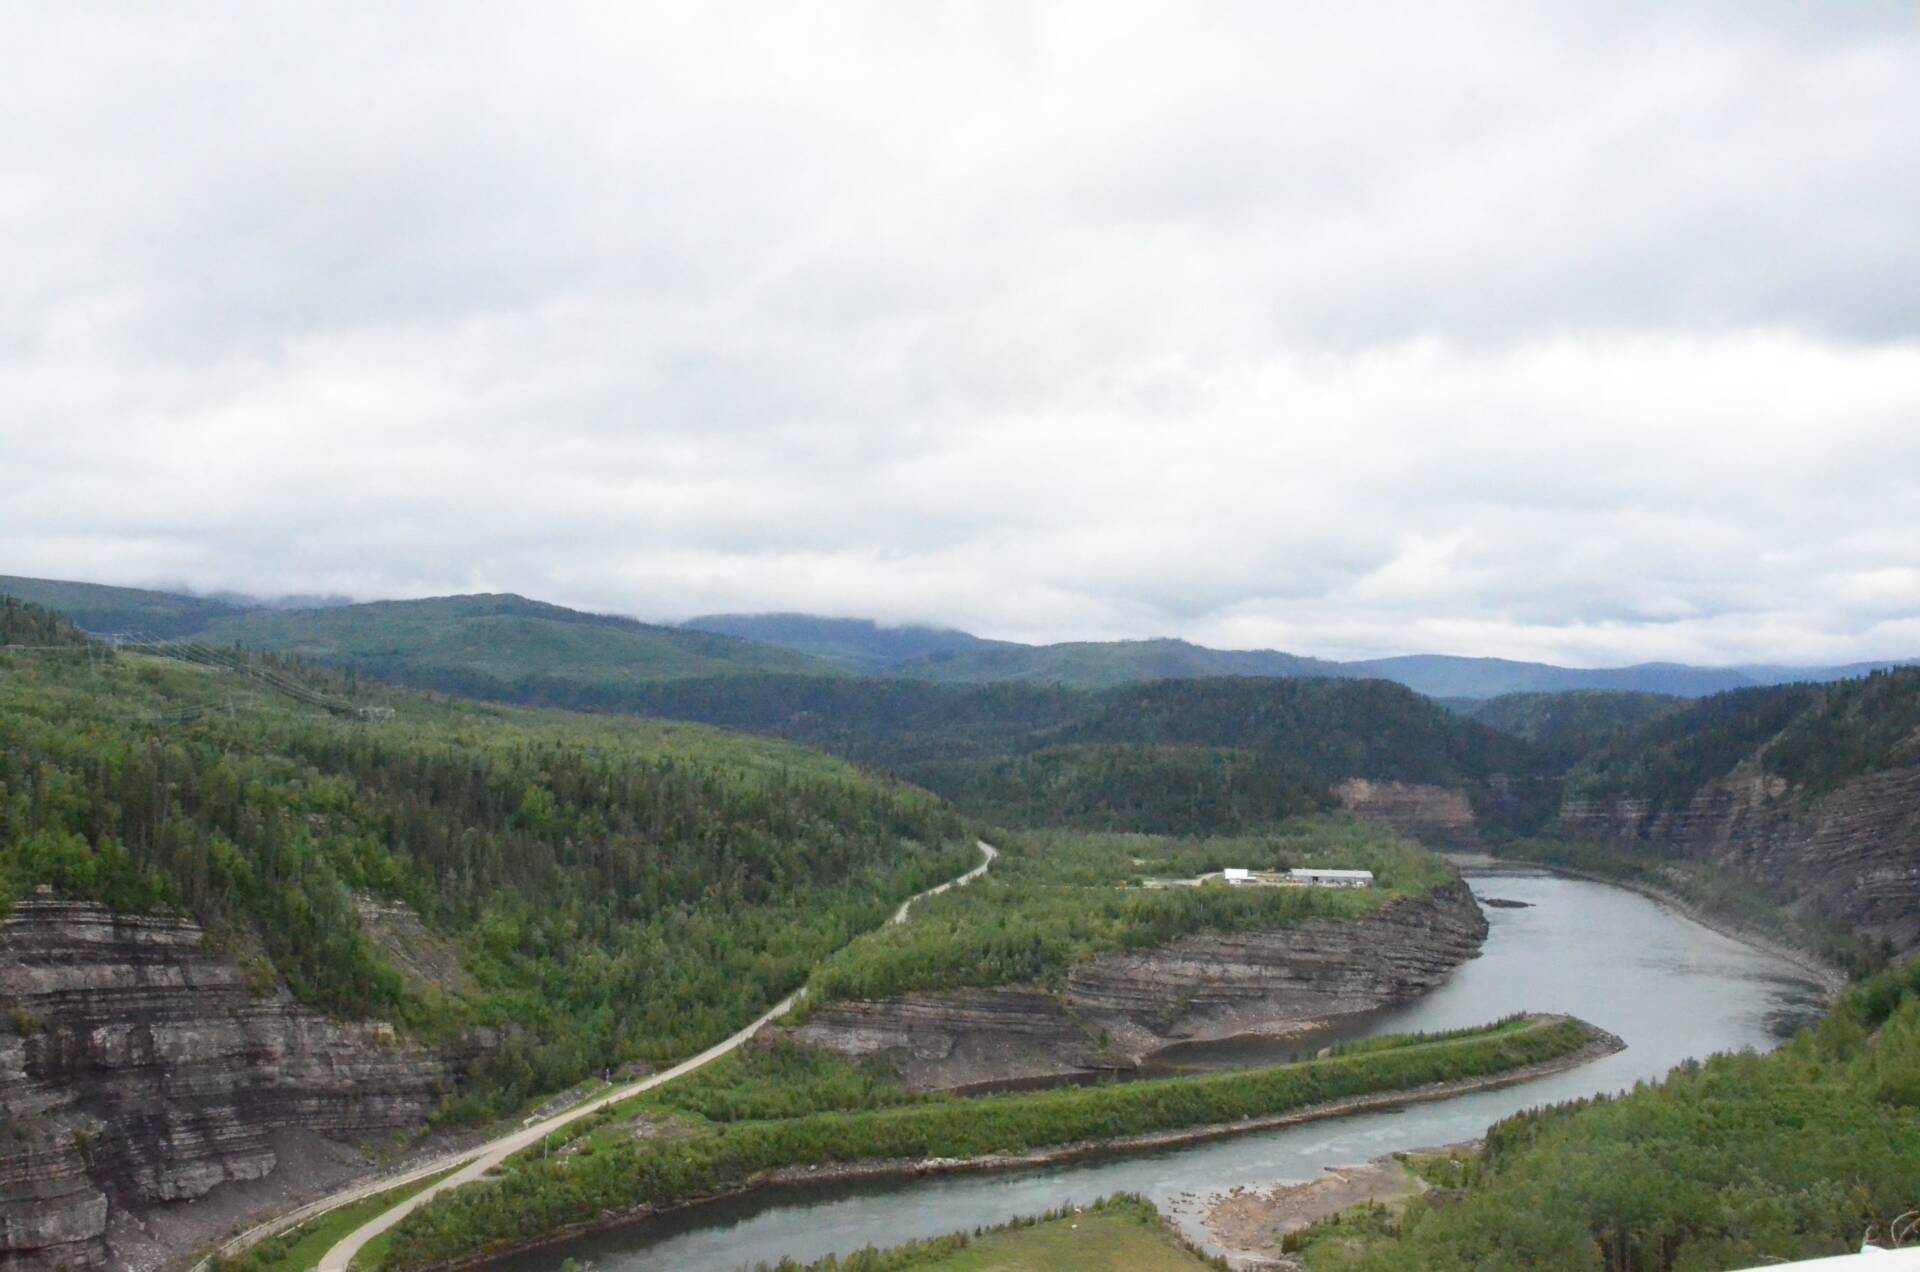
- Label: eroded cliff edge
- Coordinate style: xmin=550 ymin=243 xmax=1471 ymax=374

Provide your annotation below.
xmin=785 ymin=880 xmax=1488 ymax=1091
xmin=1561 ymin=762 xmax=1920 ymax=956
xmin=0 ymin=899 xmax=449 ymax=1272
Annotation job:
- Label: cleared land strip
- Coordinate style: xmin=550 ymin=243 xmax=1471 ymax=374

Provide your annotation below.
xmin=192 ymin=840 xmax=997 ymax=1272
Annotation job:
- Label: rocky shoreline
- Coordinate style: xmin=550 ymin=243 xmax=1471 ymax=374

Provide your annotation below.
xmin=1508 ymin=860 xmax=1852 ymax=998
xmin=786 ymin=879 xmax=1491 ymax=1091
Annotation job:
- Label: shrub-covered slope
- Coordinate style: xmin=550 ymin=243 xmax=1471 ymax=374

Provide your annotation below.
xmin=1294 ymin=959 xmax=1920 ymax=1270
xmin=0 ymin=611 xmax=968 ymax=1103
xmin=799 ymin=821 xmax=1453 ymax=1007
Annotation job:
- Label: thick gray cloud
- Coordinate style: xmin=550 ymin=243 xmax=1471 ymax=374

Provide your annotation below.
xmin=3 ymin=3 xmax=1918 ymax=665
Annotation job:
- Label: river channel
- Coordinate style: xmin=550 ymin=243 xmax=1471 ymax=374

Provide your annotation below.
xmin=494 ymin=867 xmax=1830 ymax=1270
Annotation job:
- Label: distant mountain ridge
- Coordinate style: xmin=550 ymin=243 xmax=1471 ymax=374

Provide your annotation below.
xmin=191 ymin=593 xmax=844 ymax=687
xmin=0 ymin=574 xmax=248 ymax=639
xmin=683 ymin=611 xmax=1913 ymax=698
xmin=682 ymin=613 xmax=1007 ymax=671
xmin=4 ymin=577 xmax=1910 ymax=699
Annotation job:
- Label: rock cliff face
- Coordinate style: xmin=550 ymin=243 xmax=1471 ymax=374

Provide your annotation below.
xmin=1334 ymin=780 xmax=1482 ymax=849
xmin=788 ymin=882 xmax=1488 ymax=1091
xmin=0 ymin=899 xmax=448 ymax=1271
xmin=1561 ymin=763 xmax=1920 ymax=954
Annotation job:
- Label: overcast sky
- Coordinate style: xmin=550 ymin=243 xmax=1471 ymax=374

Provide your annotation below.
xmin=5 ymin=4 xmax=1918 ymax=666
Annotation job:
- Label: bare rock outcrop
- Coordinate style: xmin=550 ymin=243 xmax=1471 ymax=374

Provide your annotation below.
xmin=1561 ymin=763 xmax=1920 ymax=954
xmin=789 ymin=881 xmax=1488 ymax=1090
xmin=1335 ymin=780 xmax=1481 ymax=849
xmin=0 ymin=899 xmax=449 ymax=1271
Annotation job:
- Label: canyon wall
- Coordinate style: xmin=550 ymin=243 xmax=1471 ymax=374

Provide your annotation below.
xmin=1334 ymin=780 xmax=1482 ymax=849
xmin=1561 ymin=763 xmax=1920 ymax=955
xmin=0 ymin=898 xmax=449 ymax=1271
xmin=787 ymin=881 xmax=1488 ymax=1090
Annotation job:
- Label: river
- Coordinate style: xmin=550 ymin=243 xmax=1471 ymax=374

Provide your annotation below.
xmin=493 ymin=867 xmax=1830 ymax=1270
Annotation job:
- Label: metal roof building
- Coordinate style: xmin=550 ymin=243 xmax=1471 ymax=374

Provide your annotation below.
xmin=1288 ymin=868 xmax=1375 ymax=888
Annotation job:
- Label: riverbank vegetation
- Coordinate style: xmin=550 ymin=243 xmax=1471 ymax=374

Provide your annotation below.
xmin=797 ymin=820 xmax=1456 ymax=1009
xmin=375 ymin=1015 xmax=1604 ymax=1269
xmin=746 ymin=1194 xmax=1228 ymax=1271
xmin=0 ymin=605 xmax=970 ymax=1107
xmin=1288 ymin=960 xmax=1920 ymax=1270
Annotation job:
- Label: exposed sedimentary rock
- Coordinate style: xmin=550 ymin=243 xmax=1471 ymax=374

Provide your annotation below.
xmin=1561 ymin=763 xmax=1920 ymax=955
xmin=788 ymin=881 xmax=1488 ymax=1090
xmin=1334 ymin=780 xmax=1481 ymax=849
xmin=0 ymin=900 xmax=448 ymax=1271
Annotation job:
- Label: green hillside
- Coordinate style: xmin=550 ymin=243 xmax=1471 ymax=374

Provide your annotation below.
xmin=0 ymin=574 xmax=244 ymax=638
xmin=890 ymin=637 xmax=1347 ymax=689
xmin=1466 ymin=690 xmax=1686 ymax=769
xmin=903 ymin=744 xmax=1335 ymax=834
xmin=197 ymin=593 xmax=844 ymax=691
xmin=0 ymin=604 xmax=966 ymax=1107
xmin=1347 ymin=654 xmax=1757 ymax=699
xmin=682 ymin=613 xmax=1004 ymax=671
xmin=505 ymin=674 xmax=1551 ymax=801
xmin=802 ymin=820 xmax=1452 ymax=1007
xmin=1054 ymin=677 xmax=1541 ymax=786
xmin=1292 ymin=959 xmax=1920 ymax=1270
xmin=1566 ymin=669 xmax=1920 ymax=807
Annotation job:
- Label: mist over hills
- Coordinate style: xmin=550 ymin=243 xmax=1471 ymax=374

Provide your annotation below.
xmin=687 ymin=611 xmax=1910 ymax=699
xmin=3 ymin=577 xmax=1910 ymax=700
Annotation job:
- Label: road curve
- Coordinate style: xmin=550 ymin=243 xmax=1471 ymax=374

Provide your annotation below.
xmin=195 ymin=840 xmax=997 ymax=1272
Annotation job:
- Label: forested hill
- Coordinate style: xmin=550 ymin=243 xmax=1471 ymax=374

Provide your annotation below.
xmin=682 ymin=613 xmax=1005 ymax=672
xmin=9 ymin=576 xmax=1911 ymax=699
xmin=527 ymin=672 xmax=1553 ymax=797
xmin=884 ymin=637 xmax=1348 ymax=689
xmin=0 ymin=574 xmax=246 ymax=638
xmin=1055 ymin=677 xmax=1539 ymax=785
xmin=902 ymin=745 xmax=1336 ymax=835
xmin=674 ymin=611 xmax=1914 ymax=697
xmin=1567 ymin=668 xmax=1920 ymax=807
xmin=194 ymin=593 xmax=845 ymax=689
xmin=1464 ymin=689 xmax=1687 ymax=769
xmin=0 ymin=606 xmax=970 ymax=1101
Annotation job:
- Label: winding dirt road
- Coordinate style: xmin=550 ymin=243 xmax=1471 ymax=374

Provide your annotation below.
xmin=193 ymin=841 xmax=997 ymax=1272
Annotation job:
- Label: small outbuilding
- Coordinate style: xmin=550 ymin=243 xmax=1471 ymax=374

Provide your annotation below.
xmin=1289 ymin=868 xmax=1375 ymax=889
xmin=1223 ymin=867 xmax=1253 ymax=884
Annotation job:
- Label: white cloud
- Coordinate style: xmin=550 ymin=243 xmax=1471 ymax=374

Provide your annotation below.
xmin=2 ymin=2 xmax=1917 ymax=667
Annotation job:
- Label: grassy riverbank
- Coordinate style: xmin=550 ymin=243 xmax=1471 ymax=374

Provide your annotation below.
xmin=746 ymin=1194 xmax=1227 ymax=1271
xmin=1284 ymin=959 xmax=1920 ymax=1269
xmin=373 ymin=1015 xmax=1605 ymax=1269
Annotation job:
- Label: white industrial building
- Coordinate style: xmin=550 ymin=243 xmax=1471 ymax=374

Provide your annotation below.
xmin=1288 ymin=868 xmax=1374 ymax=889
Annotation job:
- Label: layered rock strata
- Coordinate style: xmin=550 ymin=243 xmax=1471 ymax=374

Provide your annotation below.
xmin=0 ymin=899 xmax=448 ymax=1271
xmin=1561 ymin=762 xmax=1920 ymax=954
xmin=1334 ymin=780 xmax=1482 ymax=849
xmin=788 ymin=881 xmax=1488 ymax=1090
